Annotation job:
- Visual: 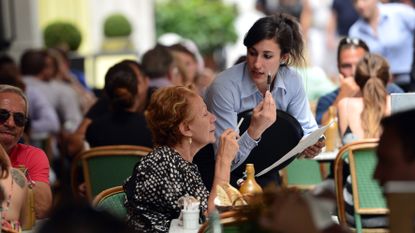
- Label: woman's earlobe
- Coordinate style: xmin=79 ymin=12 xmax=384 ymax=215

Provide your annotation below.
xmin=179 ymin=122 xmax=193 ymax=137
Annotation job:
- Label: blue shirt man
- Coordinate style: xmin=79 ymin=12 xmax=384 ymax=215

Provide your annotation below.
xmin=349 ymin=3 xmax=415 ymax=87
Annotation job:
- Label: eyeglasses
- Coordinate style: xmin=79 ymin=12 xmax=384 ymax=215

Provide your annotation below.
xmin=339 ymin=37 xmax=368 ymax=48
xmin=0 ymin=109 xmax=27 ymax=127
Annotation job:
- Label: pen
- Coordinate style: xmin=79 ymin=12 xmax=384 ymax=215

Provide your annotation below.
xmin=237 ymin=117 xmax=244 ymax=130
xmin=267 ymin=72 xmax=271 ymax=93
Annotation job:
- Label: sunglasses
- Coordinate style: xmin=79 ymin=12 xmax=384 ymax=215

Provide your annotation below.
xmin=0 ymin=109 xmax=27 ymax=127
xmin=340 ymin=37 xmax=361 ymax=46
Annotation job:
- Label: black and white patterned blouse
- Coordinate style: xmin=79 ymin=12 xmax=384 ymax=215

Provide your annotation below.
xmin=123 ymin=146 xmax=209 ymax=233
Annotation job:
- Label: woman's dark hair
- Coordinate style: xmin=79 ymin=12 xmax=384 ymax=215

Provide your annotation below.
xmin=104 ymin=62 xmax=138 ymax=111
xmin=120 ymin=60 xmax=144 ymax=75
xmin=243 ymin=13 xmax=305 ymax=66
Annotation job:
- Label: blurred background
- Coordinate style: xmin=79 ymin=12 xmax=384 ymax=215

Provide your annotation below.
xmin=0 ymin=0 xmax=254 ymax=90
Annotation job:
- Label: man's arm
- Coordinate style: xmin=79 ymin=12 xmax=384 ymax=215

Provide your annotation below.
xmin=318 ymin=75 xmax=359 ymax=125
xmin=23 ymin=146 xmax=53 ymax=219
xmin=33 ymin=181 xmax=52 ymax=219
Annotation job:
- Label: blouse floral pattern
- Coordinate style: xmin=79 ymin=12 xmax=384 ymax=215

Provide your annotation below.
xmin=123 ymin=146 xmax=209 ymax=232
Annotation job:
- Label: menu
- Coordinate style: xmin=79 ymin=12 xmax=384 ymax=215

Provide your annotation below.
xmin=256 ymin=122 xmax=332 ymax=177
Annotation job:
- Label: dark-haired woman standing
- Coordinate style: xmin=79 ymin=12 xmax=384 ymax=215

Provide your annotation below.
xmin=205 ymin=13 xmax=325 ymax=185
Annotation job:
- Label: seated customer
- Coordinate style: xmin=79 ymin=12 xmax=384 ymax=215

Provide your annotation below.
xmin=67 ymin=60 xmax=152 ymax=156
xmin=337 ymin=54 xmax=391 ymax=227
xmin=338 ymin=54 xmax=391 ymax=143
xmin=315 ymin=37 xmax=402 ymax=126
xmin=0 ymin=144 xmax=29 ymax=232
xmin=0 ymin=85 xmax=51 ymax=219
xmin=85 ymin=62 xmax=152 ymax=148
xmin=123 ymin=86 xmax=239 ymax=232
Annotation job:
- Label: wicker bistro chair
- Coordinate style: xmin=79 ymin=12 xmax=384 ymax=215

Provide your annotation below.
xmin=334 ymin=139 xmax=389 ymax=233
xmin=93 ymin=186 xmax=127 ymax=220
xmin=281 ymin=158 xmax=326 ymax=190
xmin=71 ymin=145 xmax=152 ymax=202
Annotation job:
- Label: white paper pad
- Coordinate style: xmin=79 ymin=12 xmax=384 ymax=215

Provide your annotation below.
xmin=256 ymin=122 xmax=332 ymax=177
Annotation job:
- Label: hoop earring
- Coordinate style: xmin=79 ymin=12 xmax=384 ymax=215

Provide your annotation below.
xmin=189 ymin=137 xmax=192 ymax=145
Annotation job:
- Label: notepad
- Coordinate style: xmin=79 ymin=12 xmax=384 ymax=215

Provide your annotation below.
xmin=256 ymin=122 xmax=332 ymax=177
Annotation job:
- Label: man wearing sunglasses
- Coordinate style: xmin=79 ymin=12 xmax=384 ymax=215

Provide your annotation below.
xmin=0 ymin=85 xmax=52 ymax=219
xmin=315 ymin=37 xmax=403 ymax=125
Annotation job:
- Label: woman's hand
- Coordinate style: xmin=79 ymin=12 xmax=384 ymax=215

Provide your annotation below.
xmin=209 ymin=129 xmax=240 ymax=212
xmin=248 ymin=91 xmax=277 ymax=140
xmin=217 ymin=128 xmax=240 ymax=165
xmin=301 ymin=139 xmax=325 ymax=158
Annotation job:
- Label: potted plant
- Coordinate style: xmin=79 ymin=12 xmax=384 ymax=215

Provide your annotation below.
xmin=43 ymin=21 xmax=82 ymax=51
xmin=156 ymin=0 xmax=238 ymax=70
xmin=101 ymin=13 xmax=134 ymax=52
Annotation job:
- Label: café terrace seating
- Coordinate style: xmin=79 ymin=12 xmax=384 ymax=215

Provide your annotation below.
xmin=93 ymin=185 xmax=126 ymax=220
xmin=334 ymin=139 xmax=389 ymax=233
xmin=281 ymin=158 xmax=327 ymax=190
xmin=71 ymin=145 xmax=151 ymax=202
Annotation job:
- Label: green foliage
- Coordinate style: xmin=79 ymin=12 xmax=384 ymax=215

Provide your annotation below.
xmin=156 ymin=0 xmax=238 ymax=55
xmin=43 ymin=21 xmax=82 ymax=51
xmin=104 ymin=13 xmax=132 ymax=37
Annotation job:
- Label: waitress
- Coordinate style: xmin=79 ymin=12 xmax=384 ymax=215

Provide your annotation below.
xmin=205 ymin=13 xmax=325 ymax=186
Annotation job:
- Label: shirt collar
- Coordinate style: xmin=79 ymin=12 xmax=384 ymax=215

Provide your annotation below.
xmin=275 ymin=65 xmax=288 ymax=95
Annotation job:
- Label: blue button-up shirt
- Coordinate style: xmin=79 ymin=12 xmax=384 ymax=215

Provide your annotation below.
xmin=205 ymin=62 xmax=318 ymax=170
xmin=349 ymin=3 xmax=415 ymax=83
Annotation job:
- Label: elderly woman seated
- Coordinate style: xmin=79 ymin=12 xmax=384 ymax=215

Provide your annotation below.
xmin=123 ymin=86 xmax=239 ymax=232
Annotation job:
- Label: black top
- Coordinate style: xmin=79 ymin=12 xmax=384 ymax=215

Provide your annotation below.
xmin=124 ymin=146 xmax=209 ymax=233
xmin=85 ymin=110 xmax=153 ymax=148
xmin=85 ymin=94 xmax=110 ymax=120
xmin=86 ymin=87 xmax=156 ymax=121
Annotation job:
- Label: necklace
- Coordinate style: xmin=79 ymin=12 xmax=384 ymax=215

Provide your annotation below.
xmin=1 ymin=174 xmax=14 ymax=228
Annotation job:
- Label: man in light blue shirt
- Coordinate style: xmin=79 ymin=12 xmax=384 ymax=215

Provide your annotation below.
xmin=349 ymin=1 xmax=415 ymax=91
